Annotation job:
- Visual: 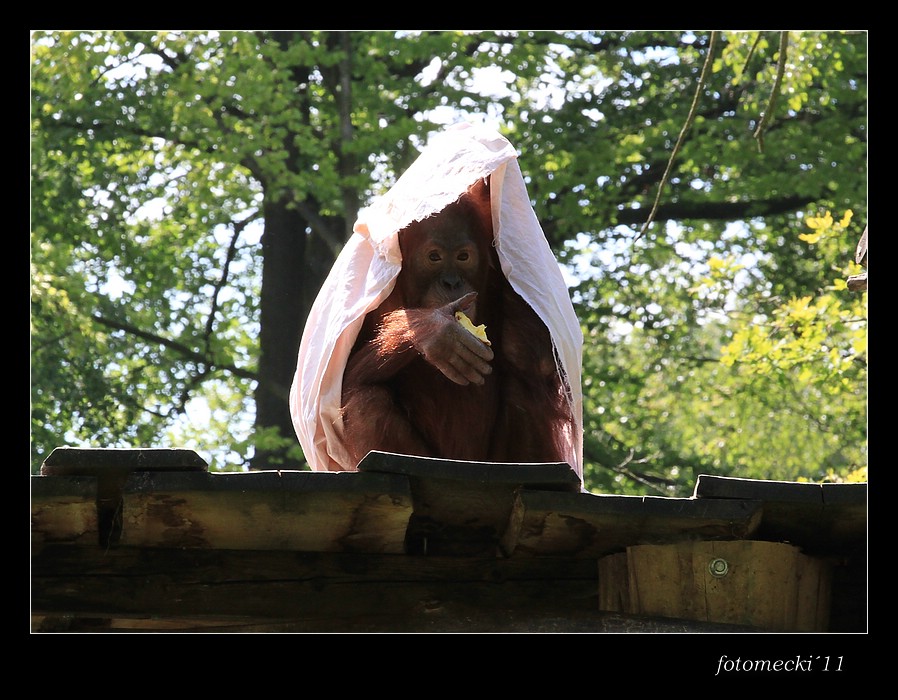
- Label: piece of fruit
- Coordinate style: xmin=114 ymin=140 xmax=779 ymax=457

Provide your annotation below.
xmin=455 ymin=311 xmax=490 ymax=345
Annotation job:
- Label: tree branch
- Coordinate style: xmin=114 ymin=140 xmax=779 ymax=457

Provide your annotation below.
xmin=541 ymin=194 xmax=818 ymax=242
xmin=202 ymin=216 xmax=258 ymax=356
xmin=92 ymin=313 xmax=258 ymax=382
xmin=584 ymin=444 xmax=676 ymax=496
xmin=616 ymin=194 xmax=817 ymax=226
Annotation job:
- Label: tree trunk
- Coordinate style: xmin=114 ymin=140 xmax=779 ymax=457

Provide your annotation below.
xmin=252 ymin=197 xmax=310 ymax=469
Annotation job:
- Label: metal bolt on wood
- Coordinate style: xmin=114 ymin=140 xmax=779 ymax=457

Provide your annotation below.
xmin=709 ymin=558 xmax=729 ymax=577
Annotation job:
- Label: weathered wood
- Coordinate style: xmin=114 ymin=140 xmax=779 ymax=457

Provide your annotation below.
xmin=600 ymin=541 xmax=833 ymax=632
xmin=39 ymin=447 xmax=210 ymax=548
xmin=847 ymin=225 xmax=867 ymax=290
xmin=502 ymin=489 xmax=764 ymax=557
xmin=402 ymin=478 xmax=520 ymax=556
xmin=31 ymin=475 xmax=98 ymax=547
xmin=30 ymin=448 xmax=868 ymax=632
xmin=694 ymin=473 xmax=866 ymax=503
xmin=31 ymin=544 xmax=765 ymax=632
xmin=32 ymin=469 xmax=415 ymax=554
xmin=31 ymin=610 xmax=762 ymax=633
xmin=120 ymin=470 xmax=413 ymax=553
xmin=694 ymin=475 xmax=866 ymax=555
xmin=829 ymin=553 xmax=867 ymax=632
xmin=358 ymin=450 xmax=581 ymax=491
xmin=31 ymin=544 xmax=598 ymax=632
xmin=855 ymin=225 xmax=868 ymax=266
xmin=41 ymin=446 xmax=209 ymax=474
xmin=597 ymin=552 xmax=629 ymax=612
xmin=358 ymin=450 xmax=580 ymax=555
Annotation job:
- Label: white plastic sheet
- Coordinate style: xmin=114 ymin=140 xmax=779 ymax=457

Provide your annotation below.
xmin=289 ymin=122 xmax=584 ymax=481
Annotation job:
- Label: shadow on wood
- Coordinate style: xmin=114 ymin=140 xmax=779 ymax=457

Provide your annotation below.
xmin=31 ymin=448 xmax=867 ymax=633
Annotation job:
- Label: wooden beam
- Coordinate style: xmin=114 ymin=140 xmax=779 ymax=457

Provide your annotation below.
xmin=32 ymin=470 xmax=415 ymax=554
xmin=600 ymin=541 xmax=833 ymax=632
xmin=357 ymin=450 xmax=581 ymax=491
xmin=501 ymin=489 xmax=764 ymax=557
xmin=694 ymin=475 xmax=866 ymax=555
xmin=31 ymin=475 xmax=98 ymax=548
xmin=357 ymin=450 xmax=581 ymax=556
xmin=41 ymin=446 xmax=209 ymax=474
xmin=31 ymin=545 xmax=600 ymax=632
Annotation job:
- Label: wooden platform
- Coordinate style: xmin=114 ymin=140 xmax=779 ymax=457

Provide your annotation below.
xmin=30 ymin=448 xmax=867 ymax=633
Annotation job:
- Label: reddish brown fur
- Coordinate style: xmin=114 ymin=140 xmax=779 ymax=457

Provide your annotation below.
xmin=341 ymin=177 xmax=573 ymax=467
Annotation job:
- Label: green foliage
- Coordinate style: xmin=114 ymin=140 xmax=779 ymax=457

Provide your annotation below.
xmin=31 ymin=30 xmax=867 ymax=494
xmin=507 ymin=31 xmax=867 ymax=494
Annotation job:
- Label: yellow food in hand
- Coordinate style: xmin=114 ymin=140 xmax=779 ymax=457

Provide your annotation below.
xmin=455 ymin=311 xmax=491 ymax=345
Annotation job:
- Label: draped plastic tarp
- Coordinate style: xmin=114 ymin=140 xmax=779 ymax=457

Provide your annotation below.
xmin=289 ymin=122 xmax=584 ymax=482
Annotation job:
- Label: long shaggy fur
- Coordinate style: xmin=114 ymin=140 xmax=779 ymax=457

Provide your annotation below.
xmin=341 ymin=178 xmax=574 ymax=467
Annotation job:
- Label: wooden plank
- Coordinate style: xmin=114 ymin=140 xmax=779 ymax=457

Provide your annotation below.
xmin=31 ymin=609 xmax=762 ymax=634
xmin=41 ymin=446 xmax=208 ymax=474
xmin=30 ymin=545 xmax=763 ymax=632
xmin=32 ymin=470 xmax=414 ymax=554
xmin=829 ymin=554 xmax=867 ymax=632
xmin=38 ymin=448 xmax=210 ymax=549
xmin=358 ymin=450 xmax=581 ymax=491
xmin=31 ymin=464 xmax=866 ymax=632
xmin=31 ymin=545 xmax=600 ymax=632
xmin=796 ymin=553 xmax=833 ymax=631
xmin=502 ymin=489 xmax=764 ymax=558
xmin=402 ymin=477 xmax=520 ymax=556
xmin=695 ymin=474 xmax=797 ymax=500
xmin=597 ymin=552 xmax=629 ymax=612
xmin=612 ymin=541 xmax=832 ymax=632
xmin=119 ymin=470 xmax=413 ymax=553
xmin=31 ymin=475 xmax=98 ymax=548
xmin=694 ymin=474 xmax=862 ymax=502
xmin=358 ymin=451 xmax=580 ymax=556
xmin=694 ymin=475 xmax=866 ymax=555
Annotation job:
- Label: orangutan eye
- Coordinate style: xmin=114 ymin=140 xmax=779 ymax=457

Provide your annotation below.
xmin=428 ymin=251 xmax=442 ymax=262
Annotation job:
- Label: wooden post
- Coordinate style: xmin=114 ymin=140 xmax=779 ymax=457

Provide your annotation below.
xmin=598 ymin=540 xmax=833 ymax=632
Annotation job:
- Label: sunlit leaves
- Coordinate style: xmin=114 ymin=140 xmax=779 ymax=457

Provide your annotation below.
xmin=570 ymin=29 xmax=865 ymax=493
xmin=30 ymin=30 xmax=552 ymax=473
xmin=31 ymin=30 xmax=867 ymax=489
xmin=800 ymin=208 xmax=853 ymax=245
xmin=720 ymin=207 xmax=866 ymax=383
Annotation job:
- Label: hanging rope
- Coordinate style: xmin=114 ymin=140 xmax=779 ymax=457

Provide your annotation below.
xmin=753 ymin=31 xmax=790 ymax=152
xmin=637 ymin=31 xmax=719 ymax=242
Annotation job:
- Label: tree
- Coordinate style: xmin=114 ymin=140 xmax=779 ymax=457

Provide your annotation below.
xmin=514 ymin=31 xmax=867 ymax=493
xmin=31 ymin=31 xmax=866 ymax=495
xmin=31 ymin=30 xmax=545 ymax=471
